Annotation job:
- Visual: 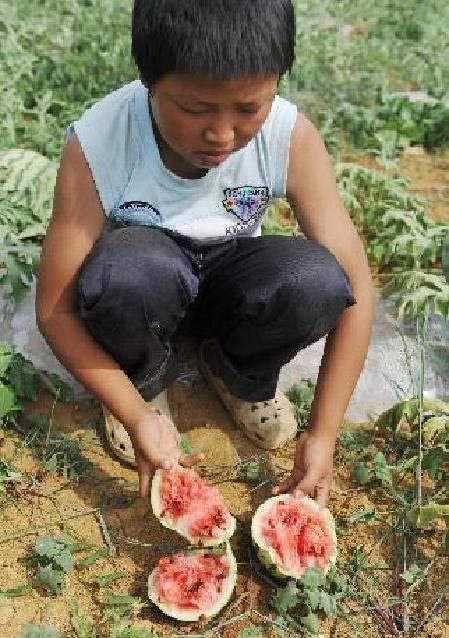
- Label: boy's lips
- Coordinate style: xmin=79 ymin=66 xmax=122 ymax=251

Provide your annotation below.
xmin=197 ymin=150 xmax=232 ymax=165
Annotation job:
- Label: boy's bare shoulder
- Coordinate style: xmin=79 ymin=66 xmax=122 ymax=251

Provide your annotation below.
xmin=286 ymin=111 xmax=336 ymax=209
xmin=289 ymin=112 xmax=326 ymax=156
xmin=36 ymin=134 xmax=106 ymax=317
xmin=53 ymin=133 xmax=105 ymax=229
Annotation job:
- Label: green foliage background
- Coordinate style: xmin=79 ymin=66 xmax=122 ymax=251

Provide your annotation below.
xmin=2 ymin=0 xmax=449 ymax=158
xmin=0 ymin=0 xmax=448 ymax=314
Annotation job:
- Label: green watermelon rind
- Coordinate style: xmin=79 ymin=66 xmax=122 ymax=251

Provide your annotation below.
xmin=151 ymin=468 xmax=236 ymax=547
xmin=147 ymin=542 xmax=238 ymax=622
xmin=251 ymin=494 xmax=337 ymax=580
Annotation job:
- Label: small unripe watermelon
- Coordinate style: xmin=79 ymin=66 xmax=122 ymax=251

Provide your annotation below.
xmin=151 ymin=466 xmax=236 ymax=546
xmin=148 ymin=543 xmax=237 ymax=621
xmin=251 ymin=494 xmax=337 ymax=580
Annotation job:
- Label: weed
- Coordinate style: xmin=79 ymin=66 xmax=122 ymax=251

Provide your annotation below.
xmin=21 ymin=625 xmax=62 ymax=638
xmin=69 ymin=600 xmax=97 ymax=638
xmin=43 ymin=432 xmax=94 ymax=480
xmin=25 ymin=535 xmax=76 ymax=594
xmin=0 ymin=458 xmax=21 ymax=491
xmin=0 ymin=583 xmax=32 ymax=599
xmin=271 ymin=567 xmax=347 ymax=636
xmin=336 ymin=94 xmax=449 ymax=158
xmin=286 ymin=380 xmax=316 ymax=431
xmin=0 ymin=342 xmax=72 ymax=427
xmin=0 ymin=150 xmax=57 ymax=300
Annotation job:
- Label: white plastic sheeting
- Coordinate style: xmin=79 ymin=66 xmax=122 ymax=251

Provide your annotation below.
xmin=1 ymin=284 xmax=448 ymax=422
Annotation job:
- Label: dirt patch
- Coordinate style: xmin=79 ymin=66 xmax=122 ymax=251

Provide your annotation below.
xmin=344 ymin=148 xmax=449 ymax=223
xmin=398 ymin=148 xmax=449 ymax=223
xmin=0 ymin=382 xmax=448 ymax=637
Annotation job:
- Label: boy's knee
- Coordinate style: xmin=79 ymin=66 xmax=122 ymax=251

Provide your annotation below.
xmin=302 ymin=240 xmax=355 ymax=309
xmin=283 ymin=239 xmax=355 ymax=311
xmin=78 ymin=226 xmax=198 ymax=320
xmin=267 ymin=240 xmax=355 ymax=339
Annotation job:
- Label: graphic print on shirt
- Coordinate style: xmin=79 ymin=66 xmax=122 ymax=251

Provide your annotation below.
xmin=222 ymin=186 xmax=270 ymax=236
xmin=109 ymin=201 xmax=162 ymax=226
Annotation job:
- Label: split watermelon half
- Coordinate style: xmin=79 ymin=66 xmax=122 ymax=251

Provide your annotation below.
xmin=251 ymin=494 xmax=337 ymax=580
xmin=148 ymin=543 xmax=237 ymax=622
xmin=151 ymin=466 xmax=236 ymax=546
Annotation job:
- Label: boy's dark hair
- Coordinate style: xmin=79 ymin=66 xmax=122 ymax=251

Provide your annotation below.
xmin=132 ymin=0 xmax=295 ymax=87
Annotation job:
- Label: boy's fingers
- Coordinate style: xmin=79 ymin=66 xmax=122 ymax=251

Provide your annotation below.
xmin=315 ymin=481 xmax=330 ymax=507
xmin=179 ymin=453 xmax=206 ymax=467
xmin=272 ymin=475 xmax=296 ymax=495
xmin=294 ymin=469 xmax=321 ymax=499
xmin=136 ymin=454 xmax=152 ymax=498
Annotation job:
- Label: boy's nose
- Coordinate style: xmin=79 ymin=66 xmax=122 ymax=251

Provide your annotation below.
xmin=203 ymin=121 xmax=235 ymax=148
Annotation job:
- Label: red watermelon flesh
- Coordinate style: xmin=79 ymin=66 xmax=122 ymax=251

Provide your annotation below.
xmin=160 ymin=467 xmax=232 ymax=540
xmin=154 ymin=553 xmax=230 ymax=611
xmin=261 ymin=498 xmax=334 ymax=573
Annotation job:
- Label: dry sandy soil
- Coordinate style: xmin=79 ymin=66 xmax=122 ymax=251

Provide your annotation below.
xmin=0 ymin=376 xmax=448 ymax=638
xmin=0 ymin=149 xmax=448 ymax=637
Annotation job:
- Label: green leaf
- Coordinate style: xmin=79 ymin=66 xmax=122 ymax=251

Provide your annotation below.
xmin=179 ymin=436 xmax=196 ymax=455
xmin=407 ymin=505 xmax=449 ymax=529
xmin=271 ymin=581 xmax=299 ymax=614
xmin=245 ymin=461 xmax=262 ymax=483
xmin=239 ymin=627 xmax=271 ymax=638
xmin=77 ymin=547 xmax=109 ymax=568
xmin=302 ymin=569 xmax=326 ymax=590
xmin=442 ymin=241 xmax=449 ymax=283
xmin=401 ymin=563 xmax=425 ymax=585
xmin=347 ymin=508 xmax=378 ymax=524
xmin=326 ymin=567 xmax=348 ymax=594
xmin=36 ymin=563 xmax=64 ymax=594
xmin=66 ymin=542 xmax=92 ymax=553
xmin=300 ymin=612 xmax=320 ymax=634
xmin=304 ymin=587 xmax=320 ymax=611
xmin=0 ymin=584 xmax=32 ymax=599
xmin=53 ymin=549 xmax=74 ymax=573
xmin=422 ymin=415 xmax=449 ymax=445
xmin=394 ymin=455 xmax=418 ymax=473
xmin=69 ymin=600 xmax=97 ymax=638
xmin=0 ymin=459 xmax=21 ymax=489
xmin=104 ymin=591 xmax=143 ymax=606
xmin=422 ymin=447 xmax=446 ymax=479
xmin=286 ymin=379 xmax=316 ymax=429
xmin=318 ymin=591 xmax=337 ymax=616
xmin=0 ymin=382 xmax=18 ymax=420
xmin=93 ymin=572 xmax=127 ymax=588
xmin=373 ymin=451 xmax=392 ymax=485
xmin=351 ymin=462 xmax=371 ymax=485
xmin=35 ymin=536 xmax=67 ymax=560
xmin=0 ymin=344 xmax=14 ymax=377
xmin=21 ymin=625 xmax=62 ymax=638
xmin=44 ymin=455 xmax=58 ymax=472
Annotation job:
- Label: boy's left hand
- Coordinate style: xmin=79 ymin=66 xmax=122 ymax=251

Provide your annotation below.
xmin=272 ymin=430 xmax=335 ymax=507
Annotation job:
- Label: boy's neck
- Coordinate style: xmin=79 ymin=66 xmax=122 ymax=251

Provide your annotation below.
xmin=150 ymin=109 xmax=209 ymax=180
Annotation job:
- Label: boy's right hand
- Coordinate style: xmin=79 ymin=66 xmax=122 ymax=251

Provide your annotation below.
xmin=127 ymin=410 xmax=205 ymax=497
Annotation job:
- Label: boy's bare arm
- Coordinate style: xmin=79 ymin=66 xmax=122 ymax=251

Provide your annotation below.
xmin=286 ymin=114 xmax=375 ymax=440
xmin=36 ymin=135 xmax=151 ymax=429
xmin=274 ymin=115 xmax=375 ymax=504
xmin=37 ymin=136 xmax=204 ymax=495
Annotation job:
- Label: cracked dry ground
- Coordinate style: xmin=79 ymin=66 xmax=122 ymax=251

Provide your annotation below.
xmin=0 ymin=379 xmax=448 ymax=638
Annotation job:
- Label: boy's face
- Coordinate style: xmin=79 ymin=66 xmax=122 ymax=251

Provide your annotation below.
xmin=149 ymin=74 xmax=279 ymax=179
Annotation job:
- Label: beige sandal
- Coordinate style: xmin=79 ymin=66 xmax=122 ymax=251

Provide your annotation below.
xmin=103 ymin=390 xmax=173 ymax=466
xmin=199 ymin=344 xmax=298 ymax=450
